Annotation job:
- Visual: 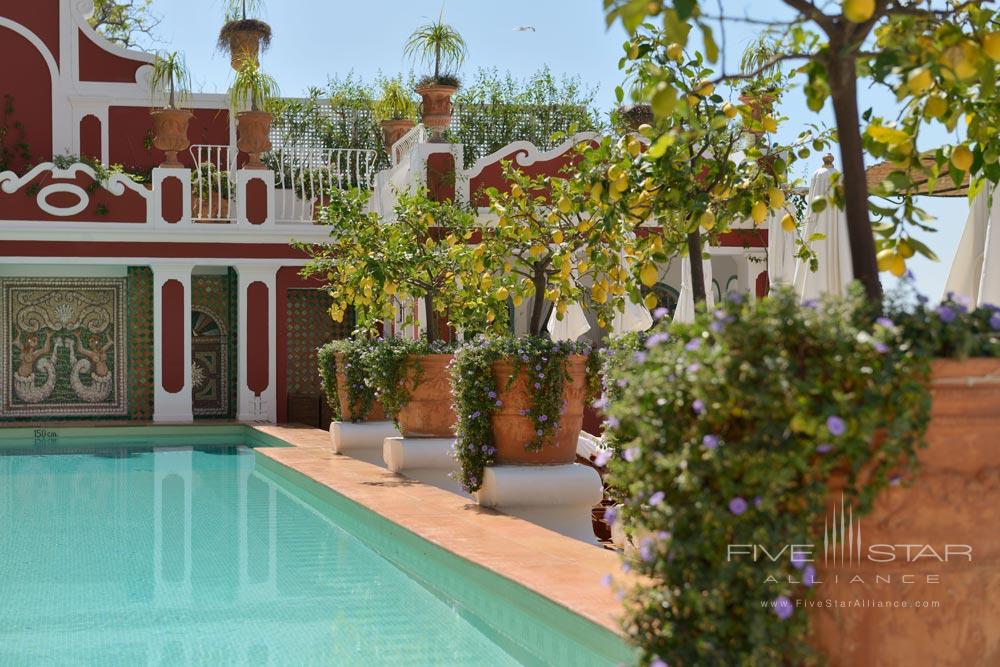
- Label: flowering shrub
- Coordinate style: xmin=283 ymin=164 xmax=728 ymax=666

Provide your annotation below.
xmin=365 ymin=338 xmax=456 ymax=425
xmin=450 ymin=336 xmax=598 ymax=492
xmin=603 ymin=288 xmax=931 ymax=666
xmin=887 ymin=289 xmax=1000 ymax=359
xmin=317 ymin=337 xmax=379 ymax=422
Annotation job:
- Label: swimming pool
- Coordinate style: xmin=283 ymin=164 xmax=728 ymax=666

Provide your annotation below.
xmin=0 ymin=432 xmax=629 ymax=666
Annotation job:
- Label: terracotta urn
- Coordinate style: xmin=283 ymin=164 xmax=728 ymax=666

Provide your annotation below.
xmin=810 ymin=358 xmax=1000 ymax=666
xmin=415 ymin=84 xmax=457 ymax=142
xmin=380 ymin=118 xmax=416 ymax=155
xmin=228 ymin=30 xmax=260 ymax=71
xmin=489 ymin=355 xmax=588 ymax=465
xmin=396 ymin=354 xmax=457 ymax=437
xmin=236 ymin=111 xmax=273 ymax=169
xmin=333 ymin=353 xmax=385 ymax=422
xmin=150 ymin=108 xmax=193 ymax=168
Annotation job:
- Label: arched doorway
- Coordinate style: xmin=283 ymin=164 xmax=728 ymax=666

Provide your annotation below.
xmin=0 ymin=24 xmax=54 ymax=173
xmin=191 ymin=309 xmax=229 ymax=418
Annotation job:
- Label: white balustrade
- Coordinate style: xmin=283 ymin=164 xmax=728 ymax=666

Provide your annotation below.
xmin=189 ymin=144 xmax=235 ymax=223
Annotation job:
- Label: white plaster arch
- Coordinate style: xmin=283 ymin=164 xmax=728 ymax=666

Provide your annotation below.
xmin=0 ymin=18 xmax=61 ymax=81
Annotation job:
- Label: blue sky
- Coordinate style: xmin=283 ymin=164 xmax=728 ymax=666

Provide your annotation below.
xmin=146 ymin=0 xmax=967 ymax=300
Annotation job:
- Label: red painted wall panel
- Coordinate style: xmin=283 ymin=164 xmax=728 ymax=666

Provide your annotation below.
xmin=79 ymin=114 xmax=102 ymax=162
xmin=0 ymin=26 xmax=53 ymax=173
xmin=0 ymin=241 xmax=310 ymax=260
xmin=247 ymin=281 xmax=269 ymax=394
xmin=1 ymin=1 xmax=61 ymax=64
xmin=161 ymin=176 xmax=183 ymax=223
xmin=246 ymin=179 xmax=268 ymax=224
xmin=108 ymin=107 xmax=229 ymax=173
xmin=161 ymin=279 xmax=185 ymax=393
xmin=78 ymin=29 xmax=144 ymax=82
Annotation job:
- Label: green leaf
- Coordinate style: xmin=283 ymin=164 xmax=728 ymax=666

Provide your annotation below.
xmin=701 ymin=24 xmax=719 ymax=63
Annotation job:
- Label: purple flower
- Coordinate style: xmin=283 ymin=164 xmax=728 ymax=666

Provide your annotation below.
xmin=710 ymin=321 xmax=725 ymax=333
xmin=937 ymin=305 xmax=956 ymax=323
xmin=990 ymin=312 xmax=1000 ymax=331
xmin=645 ymin=332 xmax=670 ymax=348
xmin=495 ymin=399 xmax=503 ymax=407
xmin=639 ymin=538 xmax=655 ymax=562
xmin=692 ymin=399 xmax=706 ymax=415
xmin=773 ymin=595 xmax=794 ymax=620
xmin=890 ymin=474 xmax=902 ymax=486
xmin=917 ymin=294 xmax=929 ymax=304
xmin=623 ymin=447 xmax=640 ymax=462
xmin=729 ymin=496 xmax=748 ymax=515
xmin=648 ymin=491 xmax=665 ymax=506
xmin=633 ymin=351 xmax=648 ymax=364
xmin=803 ymin=565 xmax=817 ymax=587
xmin=600 ymin=573 xmax=612 ymax=587
xmin=727 ymin=291 xmax=744 ymax=304
xmin=535 ymin=364 xmax=542 ymax=371
xmin=791 ymin=550 xmax=807 ymax=570
xmin=803 ymin=299 xmax=818 ymax=309
xmin=604 ymin=505 xmax=618 ymax=526
xmin=685 ymin=338 xmax=702 ymax=351
xmin=538 ymin=414 xmax=548 ymax=422
xmin=535 ymin=429 xmax=544 ymax=436
xmin=519 ymin=409 xmax=529 ymax=417
xmin=605 ymin=416 xmax=620 ymax=429
xmin=874 ymin=342 xmax=889 ymax=354
xmin=593 ymin=449 xmax=613 ymax=467
xmin=621 ymin=562 xmax=631 ymax=573
xmin=876 ymin=317 xmax=895 ymax=329
xmin=753 ymin=496 xmax=763 ymax=509
xmin=533 ymin=382 xmax=541 ymax=390
xmin=816 ymin=443 xmax=834 ymax=454
xmin=488 ymin=390 xmax=497 ymax=399
xmin=953 ymin=293 xmax=973 ymax=312
xmin=653 ymin=307 xmax=670 ymax=319
xmin=470 ymin=411 xmax=481 ymax=419
xmin=826 ymin=415 xmax=846 ymax=437
xmin=592 ymin=395 xmax=609 ymax=410
xmin=686 ymin=362 xmax=701 ymax=373
xmin=651 ymin=659 xmax=668 ymax=667
xmin=702 ymin=434 xmax=720 ymax=450
xmin=657 ymin=531 xmax=671 ymax=540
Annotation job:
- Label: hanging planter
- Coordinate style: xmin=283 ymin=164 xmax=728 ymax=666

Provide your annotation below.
xmin=229 ymin=59 xmax=279 ymax=170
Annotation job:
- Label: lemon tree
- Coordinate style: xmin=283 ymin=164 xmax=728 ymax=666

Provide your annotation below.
xmin=300 ymin=188 xmax=505 ymax=343
xmin=605 ymin=0 xmax=1000 ymax=303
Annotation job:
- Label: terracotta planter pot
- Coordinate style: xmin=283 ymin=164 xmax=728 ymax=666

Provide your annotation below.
xmin=227 ymin=30 xmax=261 ymax=71
xmin=236 ymin=111 xmax=272 ymax=169
xmin=381 ymin=119 xmax=415 ymax=155
xmin=150 ymin=108 xmax=193 ymax=168
xmin=811 ymin=358 xmax=1000 ymax=666
xmin=415 ymin=84 xmax=457 ymax=142
xmin=396 ymin=354 xmax=457 ymax=437
xmin=333 ymin=353 xmax=385 ymax=422
xmin=490 ymin=355 xmax=588 ymax=465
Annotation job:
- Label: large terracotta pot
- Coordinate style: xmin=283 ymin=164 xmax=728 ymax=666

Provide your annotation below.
xmin=396 ymin=354 xmax=457 ymax=437
xmin=236 ymin=111 xmax=272 ymax=169
xmin=415 ymin=84 xmax=457 ymax=142
xmin=490 ymin=355 xmax=588 ymax=465
xmin=381 ymin=119 xmax=415 ymax=155
xmin=811 ymin=358 xmax=1000 ymax=666
xmin=333 ymin=353 xmax=385 ymax=422
xmin=150 ymin=108 xmax=193 ymax=168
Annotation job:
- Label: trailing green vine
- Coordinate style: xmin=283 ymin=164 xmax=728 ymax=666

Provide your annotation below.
xmin=366 ymin=338 xmax=455 ymax=425
xmin=0 ymin=94 xmax=31 ymax=174
xmin=317 ymin=336 xmax=379 ymax=422
xmin=450 ymin=335 xmax=595 ymax=493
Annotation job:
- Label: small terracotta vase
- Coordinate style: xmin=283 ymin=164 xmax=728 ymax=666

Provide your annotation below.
xmin=490 ymin=354 xmax=588 ymax=465
xmin=415 ymin=84 xmax=457 ymax=142
xmin=333 ymin=353 xmax=385 ymax=422
xmin=810 ymin=358 xmax=1000 ymax=666
xmin=396 ymin=354 xmax=457 ymax=437
xmin=380 ymin=118 xmax=415 ymax=155
xmin=228 ymin=30 xmax=261 ymax=71
xmin=150 ymin=108 xmax=193 ymax=168
xmin=236 ymin=111 xmax=272 ymax=169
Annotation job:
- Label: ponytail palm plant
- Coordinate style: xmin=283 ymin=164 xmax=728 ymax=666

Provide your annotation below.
xmin=404 ymin=10 xmax=468 ymax=86
xmin=230 ymin=59 xmax=279 ymax=112
xmin=149 ymin=51 xmax=190 ymax=109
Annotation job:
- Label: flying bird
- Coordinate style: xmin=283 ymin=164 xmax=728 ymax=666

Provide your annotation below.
xmin=513 ymin=26 xmax=536 ymax=32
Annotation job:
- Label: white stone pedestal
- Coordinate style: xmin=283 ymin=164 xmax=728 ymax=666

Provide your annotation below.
xmin=329 ymin=421 xmax=400 ymax=468
xmin=383 ymin=437 xmax=467 ymax=497
xmin=476 ymin=464 xmax=603 ymax=543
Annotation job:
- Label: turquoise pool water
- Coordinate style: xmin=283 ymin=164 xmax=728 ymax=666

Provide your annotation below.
xmin=0 ymin=446 xmax=530 ymax=666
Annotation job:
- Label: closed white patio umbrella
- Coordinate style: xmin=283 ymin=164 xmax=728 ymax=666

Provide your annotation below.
xmin=944 ymin=182 xmax=1000 ymax=306
xmin=792 ymin=155 xmax=853 ymax=300
xmin=673 ymin=250 xmax=715 ymax=324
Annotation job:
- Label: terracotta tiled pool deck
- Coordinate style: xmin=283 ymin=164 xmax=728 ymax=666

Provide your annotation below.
xmin=251 ymin=423 xmax=631 ymax=636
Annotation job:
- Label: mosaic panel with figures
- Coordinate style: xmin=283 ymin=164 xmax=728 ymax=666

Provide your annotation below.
xmin=191 ymin=275 xmax=235 ymax=418
xmin=1 ymin=278 xmax=127 ymax=418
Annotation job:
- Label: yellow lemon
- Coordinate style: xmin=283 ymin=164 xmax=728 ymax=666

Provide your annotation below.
xmin=951 ymin=145 xmax=973 ymax=171
xmin=762 ymin=115 xmax=778 ymax=133
xmin=627 ymin=137 xmax=642 ymax=157
xmin=385 ymin=282 xmax=397 ymax=295
xmin=907 ymin=67 xmax=933 ymax=95
xmin=843 ymin=0 xmax=875 ymax=23
xmin=640 ymin=263 xmax=659 ymax=287
xmin=752 ymin=201 xmax=768 ymax=225
xmin=591 ymin=283 xmax=608 ymax=304
xmin=924 ymin=95 xmax=947 ymax=120
xmin=876 ymin=248 xmax=896 ymax=272
xmin=699 ymin=210 xmax=716 ymax=230
xmin=512 ymin=294 xmax=523 ymax=307
xmin=643 ymin=292 xmax=659 ymax=309
xmin=557 ymin=195 xmax=573 ymax=213
xmin=781 ymin=213 xmax=796 ymax=232
xmin=695 ymin=79 xmax=715 ymax=97
xmin=889 ymin=255 xmax=907 ymax=277
xmin=511 ymin=183 xmax=523 ymax=198
xmin=769 ymin=188 xmax=786 ymax=209
xmin=722 ymin=102 xmax=738 ymax=119
xmin=628 ymin=42 xmax=640 ymax=59
xmin=496 ymin=287 xmax=509 ymax=301
xmin=984 ymin=32 xmax=1000 ymax=62
xmin=590 ymin=182 xmax=604 ymax=203
xmin=667 ymin=42 xmax=684 ymax=62
xmin=897 ymin=240 xmax=915 ymax=259
xmin=552 ymin=230 xmax=564 ymax=244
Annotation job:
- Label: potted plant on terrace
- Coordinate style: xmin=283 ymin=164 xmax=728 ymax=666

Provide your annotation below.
xmin=229 ymin=59 xmax=279 ymax=169
xmin=317 ymin=336 xmax=385 ymax=422
xmin=449 ymin=162 xmax=638 ymax=492
xmin=404 ymin=10 xmax=467 ymax=142
xmin=217 ymin=0 xmax=272 ymax=71
xmin=301 ymin=187 xmax=503 ymax=437
xmin=374 ymin=76 xmax=418 ymax=155
xmin=149 ymin=51 xmax=193 ymax=168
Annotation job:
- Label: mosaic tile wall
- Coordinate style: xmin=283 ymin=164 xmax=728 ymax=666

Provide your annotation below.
xmin=191 ymin=274 xmax=236 ymax=419
xmin=127 ymin=267 xmax=154 ymax=421
xmin=1 ymin=278 xmax=128 ymax=418
xmin=285 ymin=290 xmax=350 ymax=396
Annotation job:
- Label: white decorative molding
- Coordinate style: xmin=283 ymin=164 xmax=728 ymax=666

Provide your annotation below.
xmin=151 ymin=167 xmax=193 ymax=226
xmin=236 ymin=265 xmax=279 ymax=423
xmin=0 ymin=161 xmax=152 ymax=202
xmin=36 ymin=183 xmax=90 ymax=216
xmin=152 ymin=264 xmax=194 ymax=422
xmin=328 ymin=422 xmax=400 ymax=468
xmin=462 ymin=131 xmax=600 ymax=182
xmin=236 ymin=170 xmax=276 ymax=228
